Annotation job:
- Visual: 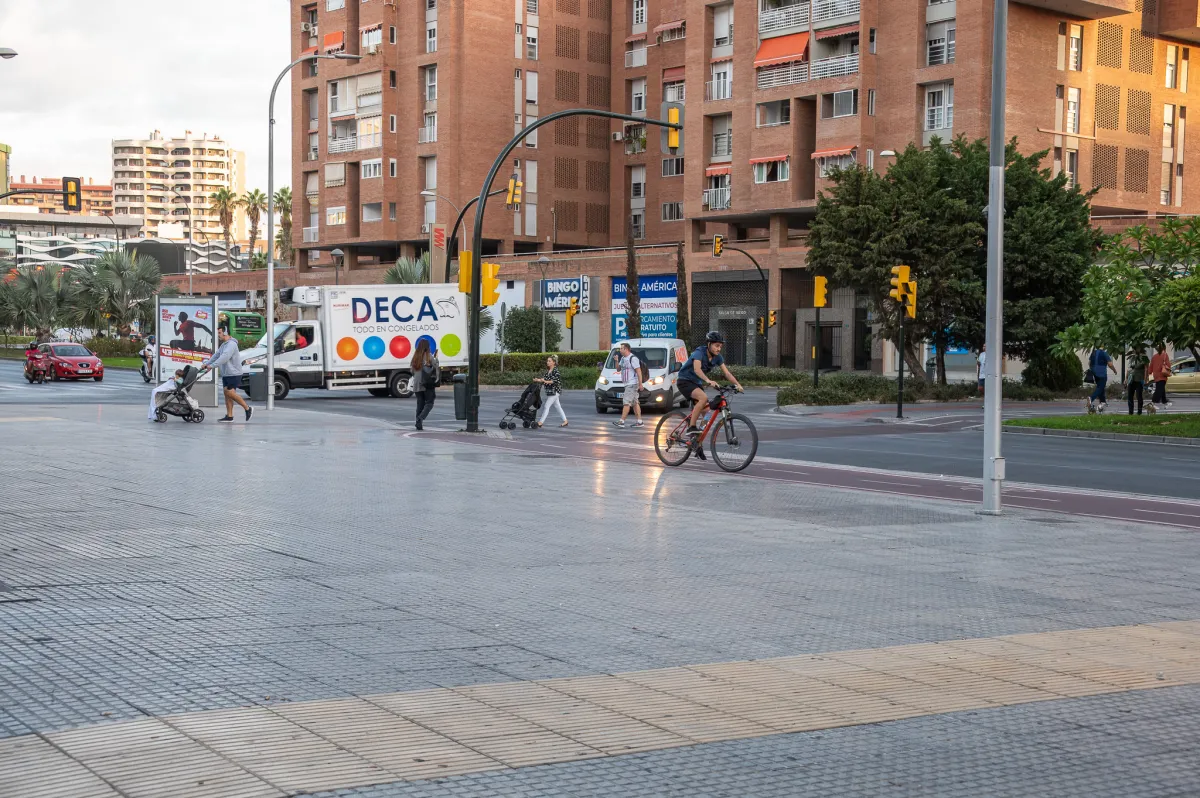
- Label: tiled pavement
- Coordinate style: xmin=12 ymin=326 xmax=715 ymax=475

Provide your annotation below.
xmin=3 ymin=404 xmax=1200 ymax=796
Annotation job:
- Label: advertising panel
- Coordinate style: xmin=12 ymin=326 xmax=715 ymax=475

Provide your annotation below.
xmin=156 ymin=300 xmax=218 ymax=382
xmin=323 ymin=285 xmax=470 ymax=369
xmin=540 ymin=275 xmax=590 ymax=311
xmin=611 ymin=274 xmax=677 ymax=340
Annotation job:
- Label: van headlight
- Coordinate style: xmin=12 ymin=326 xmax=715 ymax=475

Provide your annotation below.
xmin=598 ymin=376 xmax=608 ymax=385
xmin=647 ymin=375 xmax=664 ymax=386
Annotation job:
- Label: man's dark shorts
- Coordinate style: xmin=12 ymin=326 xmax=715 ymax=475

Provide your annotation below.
xmin=677 ymin=379 xmax=704 ymax=404
xmin=222 ymin=376 xmax=240 ymax=390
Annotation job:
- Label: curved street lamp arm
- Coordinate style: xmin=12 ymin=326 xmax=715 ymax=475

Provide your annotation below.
xmin=445 ymin=188 xmax=506 ymax=282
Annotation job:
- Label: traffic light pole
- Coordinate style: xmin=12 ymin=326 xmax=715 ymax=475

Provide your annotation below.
xmin=813 ymin=305 xmax=820 ymax=388
xmin=896 ymin=308 xmax=905 ymax=419
xmin=466 ymin=109 xmax=682 ymax=433
xmin=445 ymin=188 xmax=507 ymax=283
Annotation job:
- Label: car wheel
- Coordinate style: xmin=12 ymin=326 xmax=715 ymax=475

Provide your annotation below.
xmin=94 ymin=375 xmax=103 ymax=382
xmin=388 ymin=371 xmax=414 ymax=399
xmin=595 ymin=404 xmax=608 ymax=414
xmin=273 ymin=373 xmax=291 ymax=400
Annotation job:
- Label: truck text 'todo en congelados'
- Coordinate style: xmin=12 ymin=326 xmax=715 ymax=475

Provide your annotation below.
xmin=242 ymin=284 xmax=468 ymax=400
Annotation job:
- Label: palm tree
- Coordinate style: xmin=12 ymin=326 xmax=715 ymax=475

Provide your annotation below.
xmin=7 ymin=265 xmax=68 ymax=340
xmin=384 ymin=254 xmax=431 ymax=284
xmin=90 ymin=250 xmax=162 ymax=336
xmin=273 ymin=186 xmax=294 ymax=267
xmin=242 ymin=189 xmax=268 ymax=264
xmin=63 ymin=265 xmax=109 ymax=334
xmin=250 ymin=252 xmax=268 ymax=270
xmin=209 ymin=187 xmax=239 ymax=268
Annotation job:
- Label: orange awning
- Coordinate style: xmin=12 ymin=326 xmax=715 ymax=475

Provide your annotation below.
xmin=301 ymin=46 xmax=318 ymax=56
xmin=625 ymin=32 xmax=647 ymax=43
xmin=662 ymin=66 xmax=686 ymax=81
xmin=654 ymin=19 xmax=685 ymax=34
xmin=754 ymin=32 xmax=810 ymax=68
xmin=811 ymin=146 xmax=857 ymax=159
xmin=815 ymin=24 xmax=859 ymax=40
xmin=705 ymin=165 xmax=732 ymax=176
xmin=749 ymin=155 xmax=789 ymax=165
xmin=323 ymin=30 xmax=345 ymax=52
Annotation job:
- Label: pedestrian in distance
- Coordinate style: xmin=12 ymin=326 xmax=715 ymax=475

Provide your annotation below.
xmin=976 ymin=344 xmax=987 ymax=395
xmin=535 ymin=355 xmax=568 ymax=428
xmin=411 ymin=339 xmax=440 ymax=431
xmin=1149 ymin=343 xmax=1173 ymax=409
xmin=1126 ymin=348 xmax=1148 ymax=416
xmin=612 ymin=342 xmax=644 ymax=428
xmin=1086 ymin=346 xmax=1117 ymax=413
xmin=199 ymin=328 xmax=252 ymax=423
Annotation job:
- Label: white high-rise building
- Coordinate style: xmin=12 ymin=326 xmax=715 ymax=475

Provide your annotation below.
xmin=111 ymin=130 xmax=247 ymax=243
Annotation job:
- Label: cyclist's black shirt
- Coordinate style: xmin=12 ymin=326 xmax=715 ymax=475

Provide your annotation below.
xmin=678 ymin=346 xmax=723 ymax=385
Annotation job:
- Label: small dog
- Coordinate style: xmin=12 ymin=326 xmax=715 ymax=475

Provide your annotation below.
xmin=1146 ymin=402 xmax=1158 ymax=415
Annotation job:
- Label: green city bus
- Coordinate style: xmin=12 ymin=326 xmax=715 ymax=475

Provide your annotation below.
xmin=217 ymin=311 xmax=266 ymax=349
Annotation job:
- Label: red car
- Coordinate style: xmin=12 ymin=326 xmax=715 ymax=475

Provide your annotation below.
xmin=41 ymin=343 xmax=105 ymax=382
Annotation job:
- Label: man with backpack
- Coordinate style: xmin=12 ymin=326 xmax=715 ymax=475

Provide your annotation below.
xmin=612 ymin=342 xmax=645 ymax=428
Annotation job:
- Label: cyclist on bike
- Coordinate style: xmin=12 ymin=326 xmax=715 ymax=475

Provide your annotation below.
xmin=677 ymin=331 xmax=743 ymax=438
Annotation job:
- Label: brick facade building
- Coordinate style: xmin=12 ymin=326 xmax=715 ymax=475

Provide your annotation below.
xmin=178 ymin=0 xmax=1200 ymax=368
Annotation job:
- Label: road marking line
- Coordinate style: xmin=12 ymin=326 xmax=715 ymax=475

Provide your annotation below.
xmin=0 ymin=416 xmax=61 ymax=422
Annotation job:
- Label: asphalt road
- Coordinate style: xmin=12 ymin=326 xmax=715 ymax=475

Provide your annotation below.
xmin=3 ymin=358 xmax=1197 ymax=503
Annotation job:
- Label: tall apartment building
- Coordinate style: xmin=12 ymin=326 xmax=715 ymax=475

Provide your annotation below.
xmin=3 ymin=175 xmax=112 ymax=215
xmin=292 ymin=0 xmax=1200 ymax=366
xmin=111 ymin=131 xmax=247 ymax=242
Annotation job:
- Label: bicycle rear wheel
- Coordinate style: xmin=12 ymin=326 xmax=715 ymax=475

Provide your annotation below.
xmin=654 ymin=410 xmax=693 ymax=467
xmin=709 ymin=412 xmax=758 ymax=472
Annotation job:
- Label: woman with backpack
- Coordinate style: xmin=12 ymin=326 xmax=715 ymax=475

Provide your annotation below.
xmin=410 ymin=339 xmax=440 ymax=430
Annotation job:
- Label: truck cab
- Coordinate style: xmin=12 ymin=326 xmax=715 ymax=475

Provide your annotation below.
xmin=241 ymin=321 xmax=329 ymax=399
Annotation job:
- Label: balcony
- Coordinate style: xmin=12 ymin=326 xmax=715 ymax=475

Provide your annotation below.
xmin=329 ymin=136 xmax=357 ymax=153
xmin=705 ymin=79 xmax=732 ymax=101
xmin=1014 ymin=0 xmax=1131 ymax=21
xmin=703 ymin=187 xmax=732 ymax=210
xmin=810 ymin=52 xmax=859 ymax=80
xmin=759 ymin=2 xmax=810 ymax=33
xmin=303 ymin=227 xmax=319 ymax=243
xmin=624 ymin=124 xmax=647 ymax=154
xmin=418 ymin=125 xmax=437 ymax=144
xmin=625 ymin=48 xmax=647 ymax=67
xmin=357 ymin=132 xmax=382 ymax=149
xmin=757 ymin=61 xmax=808 ymax=89
xmin=712 ymin=131 xmax=733 ymax=157
xmin=812 ymin=0 xmax=859 ymax=23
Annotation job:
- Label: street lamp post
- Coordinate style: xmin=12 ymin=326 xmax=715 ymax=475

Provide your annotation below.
xmin=171 ymin=184 xmax=193 ymax=294
xmin=981 ymin=0 xmax=1009 ymax=514
xmin=331 ymin=248 xmax=344 ymax=285
xmin=420 ymin=190 xmax=460 ymax=282
xmin=266 ymin=51 xmax=360 ymax=411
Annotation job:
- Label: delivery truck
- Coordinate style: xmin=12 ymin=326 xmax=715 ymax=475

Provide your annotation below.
xmin=240 ymin=284 xmax=469 ymax=399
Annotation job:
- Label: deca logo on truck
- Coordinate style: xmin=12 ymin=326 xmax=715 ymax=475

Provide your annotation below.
xmin=335 ymin=292 xmax=463 ymax=363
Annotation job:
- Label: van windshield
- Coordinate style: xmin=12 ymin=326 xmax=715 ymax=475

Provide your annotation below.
xmin=605 ymin=348 xmax=668 ymax=370
xmin=254 ymin=322 xmax=292 ymax=349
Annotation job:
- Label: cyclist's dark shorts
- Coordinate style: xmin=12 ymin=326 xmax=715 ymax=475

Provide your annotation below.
xmin=677 ymin=379 xmax=704 ymax=403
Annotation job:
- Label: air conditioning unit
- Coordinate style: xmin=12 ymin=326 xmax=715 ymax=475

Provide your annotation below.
xmin=367 ymin=44 xmax=380 ymax=55
xmin=421 ymin=222 xmax=432 ymax=233
xmin=612 ymin=131 xmax=624 ymax=142
xmin=301 ymin=21 xmax=312 ymax=32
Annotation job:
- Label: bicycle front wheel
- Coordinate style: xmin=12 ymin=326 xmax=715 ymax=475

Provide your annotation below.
xmin=709 ymin=412 xmax=758 ymax=472
xmin=654 ymin=410 xmax=693 ymax=467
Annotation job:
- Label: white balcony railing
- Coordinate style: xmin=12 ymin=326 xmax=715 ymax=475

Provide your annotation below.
xmin=328 ymin=136 xmax=356 ymax=153
xmin=809 ymin=52 xmax=859 ymax=80
xmin=703 ymin=187 xmax=731 ymax=210
xmin=625 ymin=48 xmax=647 ymax=67
xmin=705 ymin=79 xmax=732 ymax=101
xmin=712 ymin=131 xmax=733 ymax=157
xmin=756 ymin=61 xmax=808 ymax=89
xmin=303 ymin=226 xmax=319 ymax=242
xmin=812 ymin=0 xmax=859 ymax=22
xmin=418 ymin=125 xmax=437 ymax=143
xmin=357 ymin=132 xmax=381 ymax=149
xmin=759 ymin=2 xmax=810 ymax=33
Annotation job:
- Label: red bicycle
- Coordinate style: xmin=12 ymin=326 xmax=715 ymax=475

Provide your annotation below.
xmin=654 ymin=385 xmax=758 ymax=472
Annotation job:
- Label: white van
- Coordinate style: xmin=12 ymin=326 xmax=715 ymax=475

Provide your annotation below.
xmin=594 ymin=337 xmax=690 ymax=413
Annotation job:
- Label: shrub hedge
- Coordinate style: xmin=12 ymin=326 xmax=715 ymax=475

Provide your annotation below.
xmin=480 ymin=351 xmax=608 ymax=372
xmin=776 ymin=373 xmax=1076 ymax=406
xmin=479 ymin=367 xmax=598 ymax=390
xmin=83 ymin=337 xmax=145 ymax=357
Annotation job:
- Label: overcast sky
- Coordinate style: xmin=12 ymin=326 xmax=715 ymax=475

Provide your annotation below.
xmin=0 ymin=0 xmax=291 ymax=192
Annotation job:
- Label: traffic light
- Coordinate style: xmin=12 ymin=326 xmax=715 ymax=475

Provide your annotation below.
xmin=756 ymin=316 xmax=765 ymax=336
xmin=62 ymin=177 xmax=81 ymax=212
xmin=505 ymin=175 xmax=523 ymax=210
xmin=904 ymin=280 xmax=917 ymax=319
xmin=481 ymin=261 xmax=501 ymax=306
xmin=889 ymin=265 xmax=911 ymax=303
xmin=814 ymin=276 xmax=828 ymax=308
xmin=667 ymin=106 xmax=680 ymax=151
xmin=458 ymin=250 xmax=473 ymax=294
xmin=565 ymin=297 xmax=578 ymax=329
xmin=768 ymin=309 xmax=777 ymax=328
xmin=713 ymin=234 xmax=723 ymax=257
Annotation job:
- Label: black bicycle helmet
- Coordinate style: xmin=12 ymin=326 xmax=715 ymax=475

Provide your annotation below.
xmin=705 ymin=330 xmax=725 ymax=344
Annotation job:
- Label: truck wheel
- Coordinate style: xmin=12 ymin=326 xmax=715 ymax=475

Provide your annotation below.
xmin=273 ymin=372 xmax=291 ymax=400
xmin=595 ymin=404 xmax=607 ymax=414
xmin=367 ymin=388 xmax=390 ymax=397
xmin=388 ymin=371 xmax=414 ymax=398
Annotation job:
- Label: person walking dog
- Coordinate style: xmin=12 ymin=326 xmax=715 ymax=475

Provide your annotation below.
xmin=199 ymin=329 xmax=252 ymax=422
xmin=411 ymin=339 xmax=440 ymax=430
xmin=535 ymin=356 xmax=568 ymax=428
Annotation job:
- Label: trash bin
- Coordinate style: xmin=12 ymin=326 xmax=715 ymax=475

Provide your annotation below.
xmin=453 ymin=373 xmax=468 ymax=420
xmin=248 ymin=369 xmax=268 ymax=402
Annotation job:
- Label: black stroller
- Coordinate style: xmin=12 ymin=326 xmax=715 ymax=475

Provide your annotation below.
xmin=154 ymin=366 xmax=206 ymax=424
xmin=499 ymin=381 xmax=542 ymax=430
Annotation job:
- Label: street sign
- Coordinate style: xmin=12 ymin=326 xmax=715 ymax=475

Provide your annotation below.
xmin=540 ymin=275 xmax=589 ymax=310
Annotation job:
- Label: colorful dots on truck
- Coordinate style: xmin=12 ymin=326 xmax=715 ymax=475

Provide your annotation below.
xmin=336 ymin=337 xmax=359 ymax=360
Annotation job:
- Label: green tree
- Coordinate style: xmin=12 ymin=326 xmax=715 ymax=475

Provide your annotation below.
xmin=208 ymin=187 xmax=239 ymax=268
xmin=501 ymin=305 xmax=561 ymax=352
xmin=85 ymin=250 xmax=162 ymax=336
xmin=5 ymin=265 xmax=69 ymax=339
xmin=384 ymin=253 xmax=431 ymax=284
xmin=249 ymin=252 xmax=267 ymax=270
xmin=1146 ymin=273 xmax=1200 ymax=364
xmin=242 ymin=189 xmax=268 ymax=264
xmin=273 ymin=187 xmax=294 ymax=267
